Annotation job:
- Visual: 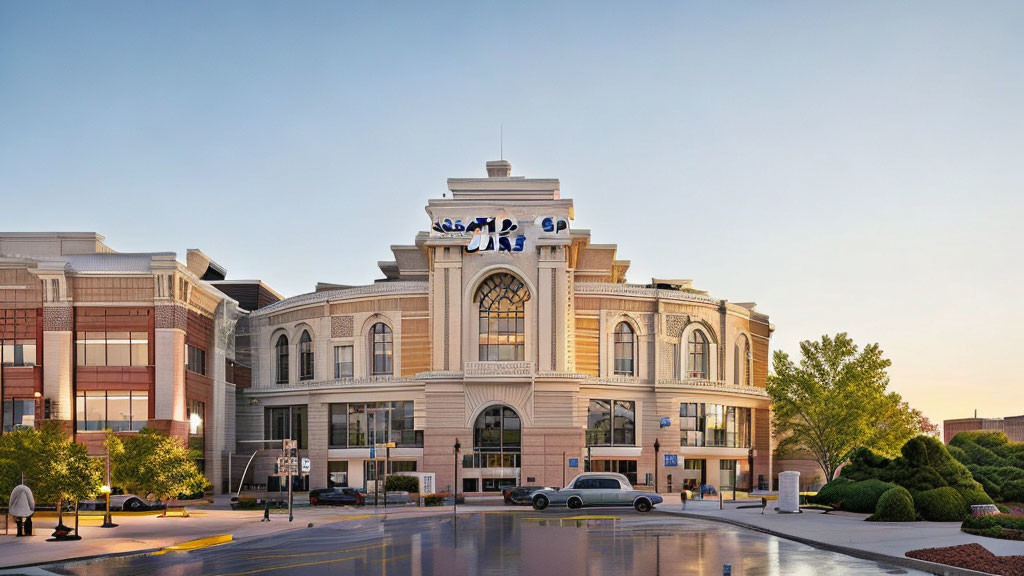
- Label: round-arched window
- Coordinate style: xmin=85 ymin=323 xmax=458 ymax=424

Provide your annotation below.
xmin=369 ymin=322 xmax=393 ymax=376
xmin=473 ymin=405 xmax=521 ymax=469
xmin=687 ymin=330 xmax=709 ymax=379
xmin=275 ymin=334 xmax=289 ymax=384
xmin=298 ymin=330 xmax=314 ymax=381
xmin=613 ymin=322 xmax=635 ymax=376
xmin=476 ymin=273 xmax=530 ymax=361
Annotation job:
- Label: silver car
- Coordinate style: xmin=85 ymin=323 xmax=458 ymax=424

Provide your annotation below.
xmin=531 ymin=472 xmax=663 ymax=513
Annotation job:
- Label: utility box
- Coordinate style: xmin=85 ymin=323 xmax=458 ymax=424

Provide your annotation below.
xmin=778 ymin=471 xmax=800 ymax=513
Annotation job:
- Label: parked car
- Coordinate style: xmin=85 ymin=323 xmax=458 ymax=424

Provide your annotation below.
xmin=531 ymin=473 xmax=663 ymax=513
xmin=309 ymin=487 xmax=364 ymax=506
xmin=80 ymin=494 xmax=164 ymax=512
xmin=503 ymin=486 xmax=556 ymax=505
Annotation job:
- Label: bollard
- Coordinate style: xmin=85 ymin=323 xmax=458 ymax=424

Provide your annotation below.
xmin=719 ymin=491 xmax=723 ymax=510
xmin=723 ymin=564 xmax=732 ymax=575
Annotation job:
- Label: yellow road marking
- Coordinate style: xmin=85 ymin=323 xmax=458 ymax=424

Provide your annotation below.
xmin=152 ymin=534 xmax=233 ymax=555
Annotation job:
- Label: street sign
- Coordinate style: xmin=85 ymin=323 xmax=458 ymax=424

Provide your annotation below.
xmin=568 ymin=458 xmax=579 ymax=468
xmin=659 ymin=417 xmax=671 ymax=428
xmin=301 ymin=457 xmax=311 ymax=474
xmin=385 ymin=442 xmax=396 ymax=448
xmin=664 ymin=454 xmax=678 ymax=467
xmin=369 ymin=446 xmax=376 ymax=459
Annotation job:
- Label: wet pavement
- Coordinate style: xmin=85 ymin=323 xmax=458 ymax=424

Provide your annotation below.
xmin=9 ymin=510 xmax=928 ymax=576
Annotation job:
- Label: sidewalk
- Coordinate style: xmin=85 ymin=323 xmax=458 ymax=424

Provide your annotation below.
xmin=0 ymin=501 xmax=511 ymax=570
xmin=661 ymin=499 xmax=1024 ymax=574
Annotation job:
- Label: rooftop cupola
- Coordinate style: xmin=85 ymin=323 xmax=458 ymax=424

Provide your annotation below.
xmin=486 ymin=160 xmax=512 ymax=178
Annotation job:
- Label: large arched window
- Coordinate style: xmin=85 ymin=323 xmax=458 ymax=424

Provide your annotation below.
xmin=369 ymin=322 xmax=393 ymax=376
xmin=734 ymin=334 xmax=750 ymax=386
xmin=298 ymin=330 xmax=314 ymax=381
xmin=275 ymin=335 xmax=289 ymax=384
xmin=613 ymin=322 xmax=635 ymax=376
xmin=687 ymin=330 xmax=709 ymax=379
xmin=476 ymin=273 xmax=529 ymax=361
xmin=473 ymin=405 xmax=521 ymax=469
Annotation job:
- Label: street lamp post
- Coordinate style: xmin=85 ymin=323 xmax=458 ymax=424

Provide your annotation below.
xmin=101 ymin=449 xmax=117 ymax=528
xmin=453 ymin=438 xmax=461 ymax=516
xmin=654 ymin=439 xmax=661 ymax=493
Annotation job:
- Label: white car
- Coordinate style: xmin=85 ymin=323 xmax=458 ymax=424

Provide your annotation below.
xmin=531 ymin=472 xmax=663 ymax=513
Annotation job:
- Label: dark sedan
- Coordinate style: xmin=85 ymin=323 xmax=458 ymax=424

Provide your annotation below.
xmin=309 ymin=487 xmax=364 ymax=506
xmin=503 ymin=486 xmax=556 ymax=505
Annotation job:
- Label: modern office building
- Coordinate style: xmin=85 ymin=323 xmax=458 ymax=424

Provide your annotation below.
xmin=944 ymin=414 xmax=1024 ymax=443
xmin=237 ymin=160 xmax=775 ymax=495
xmin=0 ymin=232 xmax=248 ymax=493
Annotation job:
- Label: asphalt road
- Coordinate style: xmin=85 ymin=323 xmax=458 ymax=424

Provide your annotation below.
xmin=11 ymin=509 xmax=926 ymax=576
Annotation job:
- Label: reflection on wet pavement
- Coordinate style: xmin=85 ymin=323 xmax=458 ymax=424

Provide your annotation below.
xmin=22 ymin=511 xmax=925 ymax=576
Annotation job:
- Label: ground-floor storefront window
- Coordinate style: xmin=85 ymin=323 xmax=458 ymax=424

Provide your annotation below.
xmin=587 ymin=459 xmax=638 ymax=486
xmin=720 ymin=459 xmax=737 ymax=491
xmin=681 ymin=459 xmax=705 ymax=491
xmin=328 ymin=461 xmax=348 ymax=488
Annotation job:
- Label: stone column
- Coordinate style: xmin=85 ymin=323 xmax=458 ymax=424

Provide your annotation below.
xmin=152 ymin=304 xmax=188 ymax=438
xmin=307 ymin=401 xmax=329 ymax=490
xmin=42 ymin=305 xmax=73 ymax=424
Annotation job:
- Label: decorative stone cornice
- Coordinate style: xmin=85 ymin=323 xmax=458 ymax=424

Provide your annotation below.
xmin=256 ymin=375 xmax=418 ymax=391
xmin=656 ymin=378 xmax=770 ymax=398
xmin=252 ymin=281 xmax=429 ymax=318
xmin=464 ymin=361 xmax=534 ymax=379
xmin=575 ymin=283 xmax=720 ymax=305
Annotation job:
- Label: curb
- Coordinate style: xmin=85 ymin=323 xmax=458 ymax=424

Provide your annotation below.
xmin=0 ymin=533 xmax=234 ymax=571
xmin=660 ymin=509 xmax=995 ymax=576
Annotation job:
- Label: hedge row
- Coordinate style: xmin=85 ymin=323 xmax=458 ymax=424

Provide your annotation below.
xmin=961 ymin=514 xmax=1024 ymax=541
xmin=949 ymin=431 xmax=1024 ymax=502
xmin=813 ymin=478 xmax=896 ymax=513
xmin=384 ymin=475 xmax=420 ymax=493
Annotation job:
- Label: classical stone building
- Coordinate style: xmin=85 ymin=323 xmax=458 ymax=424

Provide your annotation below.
xmin=0 ymin=232 xmax=250 ymax=494
xmin=238 ymin=161 xmax=774 ymax=495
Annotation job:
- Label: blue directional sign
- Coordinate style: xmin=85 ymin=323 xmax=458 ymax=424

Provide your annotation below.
xmin=659 ymin=417 xmax=671 ymax=428
xmin=369 ymin=446 xmax=376 ymax=459
xmin=664 ymin=454 xmax=678 ymax=467
xmin=568 ymin=458 xmax=579 ymax=468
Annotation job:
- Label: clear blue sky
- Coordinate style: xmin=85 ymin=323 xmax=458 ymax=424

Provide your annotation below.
xmin=2 ymin=2 xmax=1022 ymax=427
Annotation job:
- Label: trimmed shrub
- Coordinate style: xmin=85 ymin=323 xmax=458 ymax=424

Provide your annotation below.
xmin=842 ymin=447 xmax=896 ymax=482
xmin=385 ymin=475 xmax=420 ymax=493
xmin=947 ymin=444 xmax=969 ymax=464
xmin=814 ymin=478 xmax=896 ymax=513
xmin=961 ymin=513 xmax=1024 ymax=540
xmin=960 ymin=487 xmax=995 ymax=507
xmin=915 ymin=486 xmax=968 ymax=521
xmin=868 ymin=486 xmax=916 ymax=522
xmin=1002 ymin=480 xmax=1024 ymax=503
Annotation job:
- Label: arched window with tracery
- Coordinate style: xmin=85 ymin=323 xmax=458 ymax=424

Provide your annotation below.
xmin=369 ymin=322 xmax=393 ymax=376
xmin=476 ymin=273 xmax=529 ymax=361
xmin=275 ymin=335 xmax=289 ymax=384
xmin=298 ymin=330 xmax=314 ymax=381
xmin=687 ymin=330 xmax=709 ymax=379
xmin=613 ymin=322 xmax=635 ymax=376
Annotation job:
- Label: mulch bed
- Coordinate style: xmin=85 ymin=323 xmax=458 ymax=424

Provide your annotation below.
xmin=906 ymin=543 xmax=1024 ymax=576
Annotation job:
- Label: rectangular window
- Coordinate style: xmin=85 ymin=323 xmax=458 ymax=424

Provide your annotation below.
xmin=2 ymin=400 xmax=36 ymax=432
xmin=333 ymin=345 xmax=353 ymax=378
xmin=329 ymin=401 xmax=420 ymax=448
xmin=75 ymin=390 xmax=148 ymax=432
xmin=0 ymin=309 xmax=38 ymax=366
xmin=684 ymin=403 xmax=750 ymax=448
xmin=587 ymin=399 xmax=636 ymax=447
xmin=679 ymin=403 xmax=705 ymax=447
xmin=327 ymin=461 xmax=349 ymax=488
xmin=186 ymin=344 xmax=207 ymax=376
xmin=589 ymin=459 xmax=638 ymax=486
xmin=263 ymin=405 xmax=308 ymax=449
xmin=720 ymin=459 xmax=737 ymax=491
xmin=75 ymin=331 xmax=150 ymax=366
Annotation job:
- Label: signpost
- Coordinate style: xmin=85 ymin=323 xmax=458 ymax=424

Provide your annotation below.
xmin=282 ymin=439 xmax=296 ymax=523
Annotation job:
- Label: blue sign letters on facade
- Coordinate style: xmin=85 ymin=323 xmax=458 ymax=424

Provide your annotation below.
xmin=568 ymin=458 xmax=579 ymax=468
xmin=659 ymin=417 xmax=671 ymax=428
xmin=664 ymin=454 xmax=678 ymax=467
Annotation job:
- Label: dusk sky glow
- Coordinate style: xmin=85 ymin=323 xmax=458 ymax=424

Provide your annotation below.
xmin=2 ymin=2 xmax=1022 ymax=428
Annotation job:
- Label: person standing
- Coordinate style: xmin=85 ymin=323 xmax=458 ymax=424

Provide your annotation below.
xmin=9 ymin=484 xmax=35 ymax=537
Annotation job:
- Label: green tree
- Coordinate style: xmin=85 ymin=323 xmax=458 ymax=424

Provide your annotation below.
xmin=767 ymin=333 xmax=921 ymax=482
xmin=0 ymin=422 xmax=101 ymax=525
xmin=106 ymin=428 xmax=208 ymax=502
